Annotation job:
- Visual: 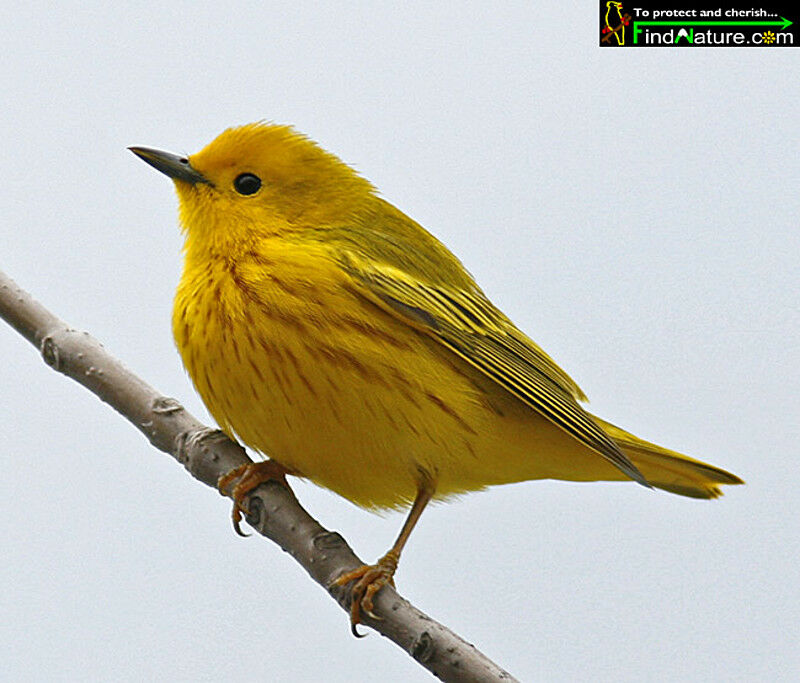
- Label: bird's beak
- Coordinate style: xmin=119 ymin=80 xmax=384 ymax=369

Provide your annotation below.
xmin=128 ymin=146 xmax=211 ymax=186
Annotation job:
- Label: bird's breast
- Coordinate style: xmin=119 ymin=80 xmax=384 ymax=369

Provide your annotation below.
xmin=172 ymin=249 xmax=492 ymax=508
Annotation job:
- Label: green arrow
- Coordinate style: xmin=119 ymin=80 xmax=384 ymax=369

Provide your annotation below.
xmin=635 ymin=17 xmax=792 ymax=30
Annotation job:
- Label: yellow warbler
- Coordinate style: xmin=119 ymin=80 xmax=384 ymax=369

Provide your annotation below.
xmin=130 ymin=123 xmax=742 ymax=629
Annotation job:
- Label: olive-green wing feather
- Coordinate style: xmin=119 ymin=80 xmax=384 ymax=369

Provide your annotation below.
xmin=340 ymin=254 xmax=649 ymax=487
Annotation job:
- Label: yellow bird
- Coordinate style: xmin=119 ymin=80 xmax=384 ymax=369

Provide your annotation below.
xmin=130 ymin=123 xmax=742 ymax=630
xmin=605 ymin=1 xmax=625 ymax=45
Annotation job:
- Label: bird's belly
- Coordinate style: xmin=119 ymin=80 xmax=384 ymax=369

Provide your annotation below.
xmin=174 ymin=274 xmax=613 ymax=510
xmin=175 ymin=279 xmax=497 ymax=508
xmin=213 ymin=335 xmax=431 ymax=509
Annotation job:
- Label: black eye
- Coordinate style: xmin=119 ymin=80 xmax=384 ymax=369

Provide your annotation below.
xmin=234 ymin=173 xmax=261 ymax=195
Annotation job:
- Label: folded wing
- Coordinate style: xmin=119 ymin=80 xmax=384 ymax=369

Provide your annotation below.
xmin=339 ymin=253 xmax=649 ymax=487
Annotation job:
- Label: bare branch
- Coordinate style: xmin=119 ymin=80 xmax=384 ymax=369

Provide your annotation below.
xmin=0 ymin=269 xmax=517 ymax=683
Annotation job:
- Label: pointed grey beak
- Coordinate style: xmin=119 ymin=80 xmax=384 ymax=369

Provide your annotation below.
xmin=128 ymin=146 xmax=212 ymax=186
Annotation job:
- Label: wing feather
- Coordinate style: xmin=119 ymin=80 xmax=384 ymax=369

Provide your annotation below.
xmin=341 ymin=255 xmax=648 ymax=486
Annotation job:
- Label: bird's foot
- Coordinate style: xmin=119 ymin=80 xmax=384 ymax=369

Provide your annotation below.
xmin=217 ymin=460 xmax=293 ymax=536
xmin=331 ymin=550 xmax=399 ymax=636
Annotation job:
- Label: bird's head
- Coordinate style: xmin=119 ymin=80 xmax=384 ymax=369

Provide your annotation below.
xmin=130 ymin=122 xmax=375 ymax=254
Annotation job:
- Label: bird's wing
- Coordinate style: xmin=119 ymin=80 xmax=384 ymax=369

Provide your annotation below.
xmin=339 ymin=252 xmax=648 ymax=486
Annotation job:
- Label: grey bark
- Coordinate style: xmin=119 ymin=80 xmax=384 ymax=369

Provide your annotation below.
xmin=0 ymin=268 xmax=518 ymax=683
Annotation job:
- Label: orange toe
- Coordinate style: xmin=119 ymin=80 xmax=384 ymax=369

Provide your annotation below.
xmin=331 ymin=550 xmax=399 ymax=635
xmin=218 ymin=460 xmax=293 ymax=536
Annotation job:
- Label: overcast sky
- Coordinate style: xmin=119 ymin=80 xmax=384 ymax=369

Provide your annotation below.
xmin=1 ymin=3 xmax=798 ymax=681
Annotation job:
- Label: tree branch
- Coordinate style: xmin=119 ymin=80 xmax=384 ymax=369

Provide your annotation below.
xmin=0 ymin=268 xmax=517 ymax=683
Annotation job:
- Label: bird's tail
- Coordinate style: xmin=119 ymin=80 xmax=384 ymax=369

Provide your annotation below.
xmin=593 ymin=417 xmax=744 ymax=499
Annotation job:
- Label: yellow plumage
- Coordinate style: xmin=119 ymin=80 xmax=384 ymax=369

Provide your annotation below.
xmin=157 ymin=122 xmax=742 ymax=508
xmin=131 ymin=122 xmax=741 ymax=626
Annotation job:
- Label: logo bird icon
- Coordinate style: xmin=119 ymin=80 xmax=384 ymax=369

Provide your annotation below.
xmin=604 ymin=1 xmax=625 ymax=45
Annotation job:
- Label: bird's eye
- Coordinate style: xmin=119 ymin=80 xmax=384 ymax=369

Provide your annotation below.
xmin=233 ymin=173 xmax=262 ymax=195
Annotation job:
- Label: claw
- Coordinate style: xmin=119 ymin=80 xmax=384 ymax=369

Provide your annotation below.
xmin=331 ymin=549 xmax=399 ymax=634
xmin=217 ymin=460 xmax=293 ymax=535
xmin=232 ymin=505 xmax=251 ymax=537
xmin=330 ymin=483 xmax=432 ymax=634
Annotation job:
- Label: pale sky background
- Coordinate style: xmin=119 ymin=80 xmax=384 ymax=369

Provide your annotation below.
xmin=1 ymin=3 xmax=798 ymax=681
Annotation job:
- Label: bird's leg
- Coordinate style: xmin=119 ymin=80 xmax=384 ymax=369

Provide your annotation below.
xmin=218 ymin=460 xmax=295 ymax=536
xmin=331 ymin=480 xmax=434 ymax=636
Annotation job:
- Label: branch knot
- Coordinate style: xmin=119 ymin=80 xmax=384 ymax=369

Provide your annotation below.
xmin=40 ymin=336 xmax=60 ymax=369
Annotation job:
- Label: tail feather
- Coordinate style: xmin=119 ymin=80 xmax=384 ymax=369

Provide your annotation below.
xmin=594 ymin=417 xmax=744 ymax=499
